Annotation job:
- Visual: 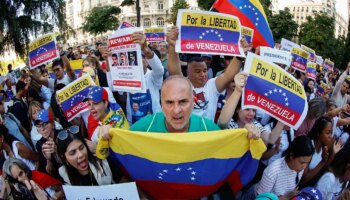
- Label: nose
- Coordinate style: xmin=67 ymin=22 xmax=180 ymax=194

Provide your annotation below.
xmin=173 ymin=103 xmax=182 ymax=115
xmin=77 ymin=149 xmax=84 ymax=159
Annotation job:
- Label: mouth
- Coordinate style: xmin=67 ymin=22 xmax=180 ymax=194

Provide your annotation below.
xmin=77 ymin=159 xmax=88 ymax=170
xmin=172 ymin=116 xmax=184 ymax=123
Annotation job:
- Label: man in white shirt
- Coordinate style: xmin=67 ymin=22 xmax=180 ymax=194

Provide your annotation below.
xmin=331 ymin=63 xmax=350 ymax=108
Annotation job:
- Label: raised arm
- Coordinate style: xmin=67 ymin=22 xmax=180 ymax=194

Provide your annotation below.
xmin=166 ymin=26 xmax=182 ymax=76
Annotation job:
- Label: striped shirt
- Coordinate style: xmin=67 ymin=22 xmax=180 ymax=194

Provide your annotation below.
xmin=256 ymin=157 xmax=303 ymax=196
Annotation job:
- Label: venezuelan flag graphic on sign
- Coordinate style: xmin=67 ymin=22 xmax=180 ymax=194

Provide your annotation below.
xmin=291 ymin=47 xmax=309 ymax=72
xmin=241 ymin=26 xmax=254 ymax=44
xmin=306 ymin=62 xmax=317 ymax=80
xmin=213 ymin=0 xmax=274 ymax=48
xmin=301 ymin=45 xmax=316 ymax=62
xmin=144 ymin=28 xmax=165 ymax=42
xmin=176 ymin=9 xmax=245 ymax=56
xmin=105 ymin=128 xmax=266 ymax=199
xmin=323 ymin=59 xmax=334 ymax=71
xmin=28 ymin=33 xmax=59 ymax=70
xmin=243 ymin=53 xmax=308 ymax=129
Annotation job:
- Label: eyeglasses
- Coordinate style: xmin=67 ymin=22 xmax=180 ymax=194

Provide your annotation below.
xmin=57 ymin=125 xmax=79 ymax=141
xmin=36 ymin=122 xmax=49 ymax=129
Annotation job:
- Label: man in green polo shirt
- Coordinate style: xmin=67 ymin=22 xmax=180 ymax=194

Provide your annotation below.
xmin=129 ymin=75 xmax=219 ymax=132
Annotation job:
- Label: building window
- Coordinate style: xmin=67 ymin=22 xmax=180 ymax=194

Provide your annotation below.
xmin=144 ymin=18 xmax=151 ymax=27
xmin=157 ymin=17 xmax=164 ymax=26
xmin=306 ymin=7 xmax=308 ymax=12
xmin=293 ymin=7 xmax=295 ymax=11
xmin=158 ymin=1 xmax=164 ymax=10
xmin=301 ymin=7 xmax=304 ymax=12
xmin=297 ymin=7 xmax=299 ymax=12
xmin=131 ymin=20 xmax=137 ymax=26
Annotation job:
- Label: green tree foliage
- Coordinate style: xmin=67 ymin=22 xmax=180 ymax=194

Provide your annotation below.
xmin=259 ymin=0 xmax=272 ymax=18
xmin=169 ymin=0 xmax=190 ymax=25
xmin=0 ymin=0 xmax=68 ymax=57
xmin=341 ymin=23 xmax=350 ymax=69
xmin=197 ymin=0 xmax=215 ymax=10
xmin=298 ymin=13 xmax=347 ymax=69
xmin=82 ymin=6 xmax=121 ymax=36
xmin=268 ymin=8 xmax=298 ymax=42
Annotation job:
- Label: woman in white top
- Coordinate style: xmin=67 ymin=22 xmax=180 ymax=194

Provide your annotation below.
xmin=301 ymin=117 xmax=343 ymax=186
xmin=316 ymin=146 xmax=350 ymax=200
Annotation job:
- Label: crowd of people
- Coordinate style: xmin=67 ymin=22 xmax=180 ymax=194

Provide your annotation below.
xmin=0 ymin=26 xmax=349 ymax=200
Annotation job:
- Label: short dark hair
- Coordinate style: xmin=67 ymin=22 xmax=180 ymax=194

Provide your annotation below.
xmin=52 ymin=58 xmax=64 ymax=70
xmin=16 ymin=81 xmax=26 ymax=93
xmin=188 ymin=56 xmax=204 ymax=64
xmin=330 ymin=145 xmax=350 ymax=178
xmin=284 ymin=136 xmax=315 ymax=161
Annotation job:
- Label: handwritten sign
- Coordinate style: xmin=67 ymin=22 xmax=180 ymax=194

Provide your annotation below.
xmin=63 ymin=182 xmax=140 ymax=200
xmin=241 ymin=26 xmax=254 ymax=44
xmin=176 ymin=9 xmax=245 ymax=57
xmin=260 ymin=47 xmax=292 ymax=66
xmin=28 ymin=33 xmax=59 ymax=70
xmin=144 ymin=28 xmax=165 ymax=42
xmin=108 ymin=27 xmax=145 ymax=92
xmin=301 ymin=44 xmax=316 ymax=62
xmin=323 ymin=59 xmax=334 ymax=71
xmin=242 ymin=52 xmax=308 ymax=129
xmin=56 ymin=75 xmax=94 ymax=121
xmin=290 ymin=47 xmax=309 ymax=72
xmin=280 ymin=38 xmax=299 ymax=52
xmin=306 ymin=62 xmax=317 ymax=80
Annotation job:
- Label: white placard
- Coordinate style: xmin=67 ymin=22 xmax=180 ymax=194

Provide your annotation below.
xmin=63 ymin=182 xmax=140 ymax=200
xmin=108 ymin=28 xmax=145 ymax=92
xmin=280 ymin=38 xmax=299 ymax=52
xmin=316 ymin=55 xmax=324 ymax=65
xmin=260 ymin=47 xmax=292 ymax=66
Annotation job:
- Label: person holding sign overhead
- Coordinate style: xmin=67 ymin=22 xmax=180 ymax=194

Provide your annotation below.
xmin=331 ymin=63 xmax=350 ymax=108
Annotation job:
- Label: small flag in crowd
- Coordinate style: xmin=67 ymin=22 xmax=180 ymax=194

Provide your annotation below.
xmin=301 ymin=44 xmax=316 ymax=62
xmin=323 ymin=59 xmax=334 ymax=71
xmin=104 ymin=128 xmax=266 ymax=199
xmin=213 ymin=0 xmax=274 ymax=48
xmin=118 ymin=21 xmax=135 ymax=29
xmin=243 ymin=52 xmax=308 ymax=129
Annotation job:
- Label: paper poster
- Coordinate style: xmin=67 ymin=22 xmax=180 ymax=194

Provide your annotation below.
xmin=259 ymin=47 xmax=292 ymax=66
xmin=242 ymin=52 xmax=308 ymax=129
xmin=119 ymin=21 xmax=135 ymax=29
xmin=280 ymin=38 xmax=299 ymax=52
xmin=56 ymin=74 xmax=94 ymax=121
xmin=306 ymin=62 xmax=317 ymax=80
xmin=28 ymin=33 xmax=60 ymax=70
xmin=63 ymin=182 xmax=140 ymax=200
xmin=323 ymin=59 xmax=334 ymax=71
xmin=108 ymin=27 xmax=145 ymax=92
xmin=175 ymin=9 xmax=245 ymax=57
xmin=144 ymin=28 xmax=165 ymax=42
xmin=316 ymin=55 xmax=324 ymax=66
xmin=290 ymin=47 xmax=309 ymax=72
xmin=241 ymin=26 xmax=254 ymax=44
xmin=301 ymin=44 xmax=316 ymax=62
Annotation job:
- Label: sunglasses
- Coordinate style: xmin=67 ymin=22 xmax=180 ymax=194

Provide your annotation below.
xmin=36 ymin=122 xmax=49 ymax=129
xmin=57 ymin=125 xmax=79 ymax=141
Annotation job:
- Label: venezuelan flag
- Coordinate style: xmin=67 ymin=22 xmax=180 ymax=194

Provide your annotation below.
xmin=106 ymin=128 xmax=266 ymax=199
xmin=213 ymin=0 xmax=274 ymax=48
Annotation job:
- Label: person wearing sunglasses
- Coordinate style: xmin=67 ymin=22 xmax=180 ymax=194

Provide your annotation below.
xmin=35 ymin=109 xmax=62 ymax=180
xmin=56 ymin=125 xmax=115 ymax=186
xmin=83 ymin=86 xmax=129 ymax=144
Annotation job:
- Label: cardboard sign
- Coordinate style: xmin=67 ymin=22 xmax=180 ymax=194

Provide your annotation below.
xmin=306 ymin=62 xmax=317 ymax=80
xmin=144 ymin=28 xmax=165 ymax=42
xmin=28 ymin=33 xmax=60 ymax=70
xmin=280 ymin=38 xmax=299 ymax=52
xmin=241 ymin=26 xmax=254 ymax=44
xmin=260 ymin=47 xmax=292 ymax=66
xmin=301 ymin=44 xmax=316 ymax=62
xmin=63 ymin=182 xmax=140 ymax=200
xmin=323 ymin=59 xmax=334 ymax=71
xmin=242 ymin=52 xmax=308 ymax=129
xmin=176 ymin=9 xmax=245 ymax=57
xmin=290 ymin=47 xmax=309 ymax=72
xmin=56 ymin=75 xmax=94 ymax=121
xmin=108 ymin=27 xmax=145 ymax=92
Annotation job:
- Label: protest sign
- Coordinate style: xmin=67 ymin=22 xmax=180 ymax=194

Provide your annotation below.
xmin=144 ymin=28 xmax=165 ymax=42
xmin=280 ymin=38 xmax=299 ymax=52
xmin=306 ymin=62 xmax=317 ymax=80
xmin=56 ymin=74 xmax=94 ymax=121
xmin=241 ymin=26 xmax=254 ymax=44
xmin=260 ymin=47 xmax=292 ymax=66
xmin=242 ymin=52 xmax=308 ymax=129
xmin=63 ymin=182 xmax=140 ymax=200
xmin=175 ymin=9 xmax=245 ymax=57
xmin=108 ymin=27 xmax=145 ymax=92
xmin=317 ymin=81 xmax=328 ymax=95
xmin=290 ymin=47 xmax=309 ymax=72
xmin=301 ymin=44 xmax=316 ymax=62
xmin=28 ymin=33 xmax=59 ymax=70
xmin=316 ymin=55 xmax=324 ymax=66
xmin=323 ymin=59 xmax=334 ymax=71
xmin=119 ymin=21 xmax=135 ymax=29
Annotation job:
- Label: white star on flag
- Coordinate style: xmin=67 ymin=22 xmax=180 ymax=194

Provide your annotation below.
xmin=176 ymin=168 xmax=181 ymax=171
